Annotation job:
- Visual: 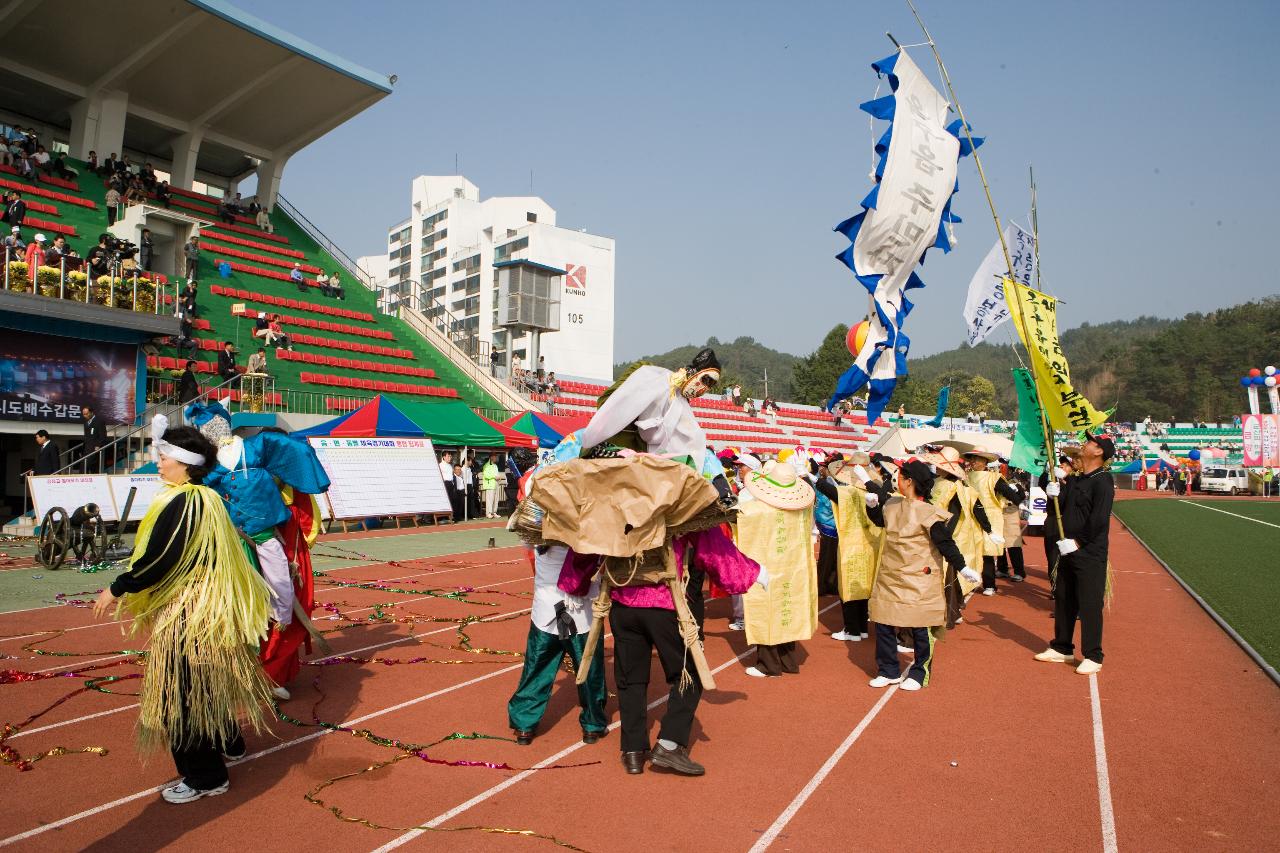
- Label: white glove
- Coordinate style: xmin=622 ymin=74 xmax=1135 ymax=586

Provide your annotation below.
xmin=852 ymin=465 xmax=872 ymax=484
xmin=1056 ymin=538 xmax=1079 ymax=556
xmin=959 ymin=566 xmax=982 ymax=585
xmin=988 ymin=533 xmax=1005 ymax=548
xmin=755 ymin=565 xmax=771 ymax=590
xmin=564 ymin=594 xmax=586 ymax=614
xmin=864 ymin=491 xmax=880 ymax=508
xmin=1045 ymin=482 xmax=1061 ymax=497
xmin=1052 ymin=466 xmax=1066 ymax=479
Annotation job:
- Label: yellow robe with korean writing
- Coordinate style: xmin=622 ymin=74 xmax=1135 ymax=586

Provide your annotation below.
xmin=930 ymin=478 xmax=984 ymax=594
xmin=736 ymin=499 xmax=817 ymax=647
xmin=967 ymin=470 xmax=1007 ymax=558
xmin=834 ymin=482 xmax=884 ymax=602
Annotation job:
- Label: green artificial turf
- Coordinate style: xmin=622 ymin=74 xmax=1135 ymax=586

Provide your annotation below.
xmin=1113 ymin=499 xmax=1280 ymax=668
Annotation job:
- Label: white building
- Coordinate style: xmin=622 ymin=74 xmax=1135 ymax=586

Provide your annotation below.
xmin=375 ymin=176 xmax=615 ymax=382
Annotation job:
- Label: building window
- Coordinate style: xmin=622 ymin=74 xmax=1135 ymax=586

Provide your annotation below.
xmin=526 ymin=212 xmax=537 ymax=223
xmin=493 ymin=237 xmax=529 ymax=263
xmin=452 ymin=253 xmax=481 ymax=274
xmin=422 ymin=209 xmax=447 ymax=232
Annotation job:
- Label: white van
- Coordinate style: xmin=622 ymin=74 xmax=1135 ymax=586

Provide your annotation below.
xmin=1199 ymin=466 xmax=1249 ymax=495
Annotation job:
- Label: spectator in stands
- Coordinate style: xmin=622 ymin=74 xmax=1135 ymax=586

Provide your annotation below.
xmin=156 ymin=180 xmax=171 ymax=209
xmin=31 ymin=145 xmax=51 ymax=175
xmin=85 ymin=150 xmax=99 ymax=174
xmin=26 ymin=429 xmax=60 ymax=476
xmin=138 ymin=228 xmax=154 ymax=272
xmin=763 ymin=397 xmax=779 ymax=412
xmin=104 ymin=183 xmax=122 ymax=225
xmin=4 ymin=191 xmax=27 ymax=228
xmin=744 ymin=397 xmax=758 ymax=418
xmin=266 ymin=314 xmax=292 ymax=350
xmin=253 ymin=311 xmax=271 ymax=341
xmin=140 ymin=162 xmax=157 ymax=191
xmin=50 ymin=152 xmax=76 ymax=181
xmin=246 ymin=347 xmax=268 ymax=376
xmin=536 ymin=356 xmax=546 ymax=383
xmin=543 ymin=371 xmax=558 ymax=395
xmin=175 ymin=316 xmax=199 ymax=356
xmin=3 ymin=226 xmax=24 ymax=260
xmin=290 ymin=263 xmax=306 ymax=293
xmin=178 ymin=360 xmax=200 ymax=404
xmin=731 ymin=383 xmax=742 ymax=406
xmin=14 ymin=150 xmax=36 ymax=181
xmin=44 ymin=235 xmax=73 ymax=270
xmin=218 ymin=198 xmax=237 ymax=225
xmin=100 ymin=152 xmax=118 ymax=175
xmin=217 ymin=341 xmax=239 ymax=387
xmin=183 ymin=236 xmax=200 ymax=281
xmin=255 ymin=205 xmax=273 ymax=234
xmin=24 ymin=233 xmax=45 ymax=279
xmin=81 ymin=404 xmax=107 ymax=473
xmin=510 ymin=353 xmax=523 ymax=381
xmin=114 ymin=156 xmax=130 ymax=178
xmin=180 ymin=281 xmax=200 ymax=318
xmin=328 ymin=272 xmax=344 ymax=300
xmin=316 ymin=271 xmax=331 ymax=296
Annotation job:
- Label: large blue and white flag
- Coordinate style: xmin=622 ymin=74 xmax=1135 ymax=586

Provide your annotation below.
xmin=828 ymin=49 xmax=981 ymax=422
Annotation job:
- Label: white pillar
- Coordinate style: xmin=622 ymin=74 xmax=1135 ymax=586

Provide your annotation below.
xmin=253 ymin=154 xmax=290 ymax=211
xmin=169 ymin=131 xmax=203 ymax=191
xmin=67 ymin=90 xmax=129 ymax=160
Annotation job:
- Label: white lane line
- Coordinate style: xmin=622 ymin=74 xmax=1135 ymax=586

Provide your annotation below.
xmin=370 ymin=600 xmax=843 ymax=853
xmin=1090 ymin=674 xmax=1119 ymax=853
xmin=1181 ymin=500 xmax=1280 ymax=529
xmin=747 ymin=686 xmax=897 ymax=853
xmin=10 ymin=597 xmax=532 ymax=741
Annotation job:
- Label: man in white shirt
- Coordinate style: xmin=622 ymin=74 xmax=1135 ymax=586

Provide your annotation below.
xmin=438 ymin=451 xmax=456 ymax=522
xmin=460 ymin=455 xmax=476 ymax=519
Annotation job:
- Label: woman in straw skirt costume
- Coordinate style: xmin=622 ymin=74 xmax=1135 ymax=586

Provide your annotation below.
xmin=94 ymin=418 xmax=273 ymax=803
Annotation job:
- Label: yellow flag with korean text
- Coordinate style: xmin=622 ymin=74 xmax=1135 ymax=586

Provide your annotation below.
xmin=1005 ymin=280 xmax=1109 ymax=432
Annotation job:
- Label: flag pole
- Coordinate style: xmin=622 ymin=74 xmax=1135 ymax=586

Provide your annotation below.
xmin=903 ymin=0 xmax=1067 ymax=551
xmin=1030 ymin=164 xmax=1043 ymax=290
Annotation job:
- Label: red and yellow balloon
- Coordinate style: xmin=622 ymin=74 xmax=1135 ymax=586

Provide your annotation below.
xmin=846 ymin=320 xmax=870 ymax=357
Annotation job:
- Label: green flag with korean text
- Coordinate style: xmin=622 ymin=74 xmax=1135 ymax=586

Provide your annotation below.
xmin=1010 ymin=368 xmax=1048 ymax=475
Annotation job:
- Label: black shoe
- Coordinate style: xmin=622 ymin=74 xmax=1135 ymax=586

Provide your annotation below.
xmin=649 ymin=743 xmax=705 ymax=776
xmin=1011 ymin=574 xmax=1026 ymax=583
xmin=621 ymin=751 xmax=646 ymax=774
xmin=514 ymin=729 xmax=535 ymax=746
xmin=582 ymin=729 xmax=604 ymax=745
xmin=995 ymin=571 xmax=1012 ymax=579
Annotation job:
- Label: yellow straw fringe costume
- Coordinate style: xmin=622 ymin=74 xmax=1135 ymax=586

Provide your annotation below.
xmin=118 ymin=482 xmax=274 ymax=750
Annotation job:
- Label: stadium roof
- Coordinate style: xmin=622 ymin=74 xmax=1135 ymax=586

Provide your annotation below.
xmin=0 ymin=0 xmax=392 ymax=179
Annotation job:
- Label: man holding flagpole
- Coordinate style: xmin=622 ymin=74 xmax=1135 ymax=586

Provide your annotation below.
xmin=1034 ymin=432 xmax=1115 ymax=674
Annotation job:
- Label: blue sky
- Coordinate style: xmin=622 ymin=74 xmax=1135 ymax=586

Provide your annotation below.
xmin=234 ymin=0 xmax=1280 ymax=362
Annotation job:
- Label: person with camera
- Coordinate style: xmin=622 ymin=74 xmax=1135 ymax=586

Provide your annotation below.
xmin=86 ymin=234 xmax=113 ymax=279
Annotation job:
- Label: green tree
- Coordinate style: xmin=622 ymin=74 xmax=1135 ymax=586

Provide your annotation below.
xmin=792 ymin=324 xmax=851 ymax=407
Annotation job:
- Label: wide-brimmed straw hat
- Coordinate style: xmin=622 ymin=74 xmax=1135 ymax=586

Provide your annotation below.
xmin=963 ymin=447 xmax=1000 ymax=463
xmin=746 ymin=460 xmax=815 ymax=510
xmin=922 ymin=445 xmax=966 ymax=479
xmin=826 ymin=458 xmax=854 ymax=485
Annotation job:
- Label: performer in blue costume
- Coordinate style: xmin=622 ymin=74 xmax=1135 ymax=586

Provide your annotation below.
xmin=186 ymin=402 xmax=331 ymax=698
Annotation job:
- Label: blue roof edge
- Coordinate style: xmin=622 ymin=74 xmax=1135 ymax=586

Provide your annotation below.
xmin=186 ymin=0 xmax=394 ymax=93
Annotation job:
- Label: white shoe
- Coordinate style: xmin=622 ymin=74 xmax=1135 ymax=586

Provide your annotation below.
xmin=271 ymin=685 xmax=290 ymax=700
xmin=869 ymin=675 xmax=902 ymax=688
xmin=896 ymin=644 xmax=913 ymax=654
xmin=954 ymin=616 xmax=964 ymax=624
xmin=1075 ymin=659 xmax=1103 ymax=675
xmin=162 ymin=781 xmax=229 ymax=803
xmin=728 ymin=620 xmax=745 ymax=631
xmin=859 ymin=632 xmax=869 ymax=639
xmin=743 ymin=665 xmax=775 ymax=678
xmin=981 ymin=588 xmax=996 ymax=596
xmin=1033 ymin=648 xmax=1076 ymax=664
xmin=899 ymin=678 xmax=923 ymax=691
xmin=831 ymin=630 xmax=859 ymax=642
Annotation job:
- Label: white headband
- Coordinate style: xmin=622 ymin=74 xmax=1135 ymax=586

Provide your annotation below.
xmin=150 ymin=414 xmax=206 ymax=467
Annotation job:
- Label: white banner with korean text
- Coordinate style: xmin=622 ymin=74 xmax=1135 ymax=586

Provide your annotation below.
xmin=962 ymin=222 xmax=1035 ymax=346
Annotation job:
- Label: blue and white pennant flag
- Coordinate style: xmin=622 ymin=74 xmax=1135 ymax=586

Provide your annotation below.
xmin=827 ymin=48 xmax=982 ymax=422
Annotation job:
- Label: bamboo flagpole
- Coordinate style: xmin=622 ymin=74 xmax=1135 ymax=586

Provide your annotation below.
xmin=901 ymin=0 xmax=1069 ymax=551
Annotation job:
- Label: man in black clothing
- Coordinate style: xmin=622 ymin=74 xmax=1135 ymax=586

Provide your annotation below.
xmin=3 ymin=191 xmax=27 ymax=228
xmin=138 ymin=228 xmax=154 ymax=271
xmin=217 ymin=341 xmax=239 ymax=387
xmin=1035 ymin=432 xmax=1115 ymax=674
xmin=27 ymin=429 xmax=60 ymax=475
xmin=180 ymin=282 xmax=199 ymax=319
xmin=177 ymin=360 xmax=200 ymax=403
xmin=86 ymin=235 xmax=111 ymax=279
xmin=82 ymin=405 xmax=108 ymax=473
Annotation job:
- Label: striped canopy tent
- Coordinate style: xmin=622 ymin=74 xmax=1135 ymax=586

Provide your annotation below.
xmin=291 ymin=395 xmax=424 ymax=438
xmin=502 ymin=411 xmax=592 ymax=449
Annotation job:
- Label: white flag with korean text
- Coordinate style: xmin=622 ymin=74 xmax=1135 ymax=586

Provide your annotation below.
xmin=961 ymin=222 xmax=1035 ymax=346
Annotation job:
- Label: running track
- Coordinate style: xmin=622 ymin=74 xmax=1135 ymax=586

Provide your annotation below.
xmin=1 ymin=515 xmax=1276 ymax=852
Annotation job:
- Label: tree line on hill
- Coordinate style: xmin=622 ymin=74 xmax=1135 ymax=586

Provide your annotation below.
xmin=616 ymin=296 xmax=1278 ymax=422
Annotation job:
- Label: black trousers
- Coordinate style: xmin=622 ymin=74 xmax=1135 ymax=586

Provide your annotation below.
xmin=996 ymin=547 xmax=1025 ymax=578
xmin=609 ymin=603 xmax=701 ymax=753
xmin=875 ymin=623 xmax=933 ymax=684
xmin=816 ymin=535 xmax=838 ymax=596
xmin=170 ymin=660 xmax=243 ymax=790
xmin=445 ymin=483 xmax=462 ymax=520
xmin=685 ymin=563 xmax=706 ymax=640
xmin=1043 ymin=528 xmax=1061 ymax=591
xmin=1050 ymin=555 xmax=1106 ymax=663
xmin=840 ymin=599 xmax=868 ymax=634
xmin=981 ymin=555 xmax=998 ymax=590
xmin=756 ymin=642 xmax=798 ymax=676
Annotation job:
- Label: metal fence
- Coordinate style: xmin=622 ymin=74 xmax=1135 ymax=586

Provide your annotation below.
xmin=4 ymin=247 xmax=170 ymax=314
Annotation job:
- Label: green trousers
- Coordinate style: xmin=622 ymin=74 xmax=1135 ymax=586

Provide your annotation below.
xmin=507 ymin=626 xmax=607 ymax=733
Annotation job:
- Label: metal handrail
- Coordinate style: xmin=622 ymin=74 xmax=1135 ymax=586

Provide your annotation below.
xmin=398 ymin=303 xmax=533 ymax=413
xmin=4 ymin=247 xmax=168 ymax=314
xmin=274 ymin=194 xmax=374 ymax=291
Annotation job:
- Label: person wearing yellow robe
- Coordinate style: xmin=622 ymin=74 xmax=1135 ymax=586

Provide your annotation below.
xmin=920 ymin=446 xmax=991 ymax=626
xmin=736 ymin=460 xmax=817 ymax=678
xmin=963 ymin=449 xmax=1025 ymax=594
xmin=812 ymin=452 xmax=885 ymax=642
xmin=94 ymin=420 xmax=273 ymax=805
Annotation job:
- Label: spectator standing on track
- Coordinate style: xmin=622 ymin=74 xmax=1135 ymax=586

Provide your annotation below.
xmin=461 ymin=454 xmax=480 ymax=519
xmin=183 ymin=236 xmax=200 ymax=281
xmin=81 ymin=404 xmax=107 ymax=472
xmin=481 ymin=455 xmax=500 ymax=518
xmin=1034 ymin=432 xmax=1115 ymax=675
xmin=438 ymin=451 xmax=457 ymax=522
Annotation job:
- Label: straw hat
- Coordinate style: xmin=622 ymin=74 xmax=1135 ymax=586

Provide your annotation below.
xmin=746 ymin=460 xmax=815 ymax=510
xmin=963 ymin=447 xmax=1000 ymax=463
xmin=922 ymin=446 xmax=966 ymax=479
xmin=826 ymin=458 xmax=854 ymax=485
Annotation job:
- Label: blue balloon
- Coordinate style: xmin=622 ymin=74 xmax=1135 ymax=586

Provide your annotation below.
xmin=1255 ymin=376 xmax=1269 ymax=386
xmin=1241 ymin=376 xmax=1252 ymax=386
xmin=1189 ymin=449 xmax=1201 ymax=461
